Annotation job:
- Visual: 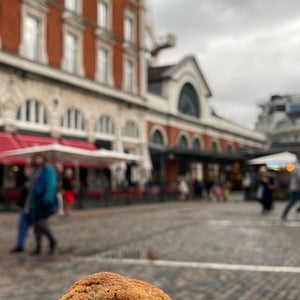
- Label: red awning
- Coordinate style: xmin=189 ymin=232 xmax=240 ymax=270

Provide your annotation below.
xmin=0 ymin=132 xmax=26 ymax=164
xmin=59 ymin=138 xmax=97 ymax=150
xmin=14 ymin=134 xmax=58 ymax=148
xmin=0 ymin=132 xmax=21 ymax=152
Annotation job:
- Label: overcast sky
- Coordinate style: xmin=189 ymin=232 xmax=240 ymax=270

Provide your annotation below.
xmin=148 ymin=0 xmax=300 ymax=129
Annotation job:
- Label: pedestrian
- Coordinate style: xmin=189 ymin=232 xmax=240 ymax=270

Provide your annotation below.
xmin=242 ymin=172 xmax=252 ymax=200
xmin=281 ymin=158 xmax=300 ymax=221
xmin=222 ymin=179 xmax=232 ymax=202
xmin=178 ymin=177 xmax=189 ymax=201
xmin=28 ymin=153 xmax=58 ymax=255
xmin=193 ymin=179 xmax=203 ymax=199
xmin=63 ymin=168 xmax=76 ymax=216
xmin=9 ymin=165 xmax=32 ymax=253
xmin=55 ymin=162 xmax=65 ymax=216
xmin=256 ymin=166 xmax=276 ymax=214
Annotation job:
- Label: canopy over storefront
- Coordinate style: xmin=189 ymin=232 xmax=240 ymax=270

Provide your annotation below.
xmin=248 ymin=151 xmax=297 ymax=169
xmin=0 ymin=143 xmax=141 ymax=165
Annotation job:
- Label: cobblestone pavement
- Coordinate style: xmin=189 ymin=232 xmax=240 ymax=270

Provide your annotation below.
xmin=1 ymin=193 xmax=300 ymax=299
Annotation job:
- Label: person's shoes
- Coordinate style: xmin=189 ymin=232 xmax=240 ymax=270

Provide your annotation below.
xmin=30 ymin=248 xmax=41 ymax=256
xmin=9 ymin=246 xmax=24 ymax=253
xmin=281 ymin=217 xmax=287 ymax=223
xmin=49 ymin=240 xmax=57 ymax=255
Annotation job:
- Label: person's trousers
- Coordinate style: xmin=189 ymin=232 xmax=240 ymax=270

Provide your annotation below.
xmin=33 ymin=218 xmax=56 ymax=249
xmin=281 ymin=190 xmax=300 ymax=219
xmin=16 ymin=209 xmax=31 ymax=248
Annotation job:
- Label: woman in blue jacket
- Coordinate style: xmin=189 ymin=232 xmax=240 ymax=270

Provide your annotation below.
xmin=27 ymin=153 xmax=57 ymax=255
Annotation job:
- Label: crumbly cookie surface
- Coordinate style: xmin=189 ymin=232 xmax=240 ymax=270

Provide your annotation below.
xmin=59 ymin=272 xmax=172 ymax=300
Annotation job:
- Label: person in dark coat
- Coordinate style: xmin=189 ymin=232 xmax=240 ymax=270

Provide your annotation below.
xmin=9 ymin=165 xmax=32 ymax=253
xmin=27 ymin=153 xmax=57 ymax=255
xmin=256 ymin=166 xmax=276 ymax=214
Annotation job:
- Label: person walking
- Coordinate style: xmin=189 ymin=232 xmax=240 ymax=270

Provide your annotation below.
xmin=55 ymin=162 xmax=65 ymax=216
xmin=178 ymin=177 xmax=189 ymax=201
xmin=9 ymin=165 xmax=32 ymax=253
xmin=281 ymin=159 xmax=300 ymax=221
xmin=256 ymin=166 xmax=276 ymax=214
xmin=62 ymin=168 xmax=76 ymax=216
xmin=27 ymin=153 xmax=58 ymax=255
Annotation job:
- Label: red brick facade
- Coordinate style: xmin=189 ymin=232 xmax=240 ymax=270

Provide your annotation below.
xmin=0 ymin=0 xmax=141 ymax=93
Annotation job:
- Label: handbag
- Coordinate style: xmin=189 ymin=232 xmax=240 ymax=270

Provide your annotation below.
xmin=256 ymin=184 xmax=264 ymax=200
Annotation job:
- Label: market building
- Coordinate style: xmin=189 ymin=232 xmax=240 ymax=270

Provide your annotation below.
xmin=0 ymin=0 xmax=265 ymax=204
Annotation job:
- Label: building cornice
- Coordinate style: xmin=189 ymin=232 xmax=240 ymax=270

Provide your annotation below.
xmin=0 ymin=50 xmax=147 ymax=110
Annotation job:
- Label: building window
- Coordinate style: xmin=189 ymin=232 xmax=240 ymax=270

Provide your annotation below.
xmin=24 ymin=15 xmax=40 ymax=61
xmin=152 ymin=129 xmax=164 ymax=145
xmin=97 ymin=47 xmax=109 ymax=84
xmin=20 ymin=1 xmax=48 ymax=64
xmin=123 ymin=121 xmax=139 ymax=139
xmin=124 ymin=15 xmax=134 ymax=43
xmin=124 ymin=59 xmax=134 ymax=92
xmin=96 ymin=115 xmax=114 ymax=135
xmin=17 ymin=100 xmax=48 ymax=125
xmin=98 ymin=0 xmax=110 ymax=29
xmin=192 ymin=138 xmax=201 ymax=150
xmin=227 ymin=144 xmax=233 ymax=152
xmin=178 ymin=135 xmax=189 ymax=148
xmin=65 ymin=0 xmax=78 ymax=12
xmin=178 ymin=83 xmax=200 ymax=118
xmin=65 ymin=33 xmax=78 ymax=73
xmin=211 ymin=141 xmax=219 ymax=152
xmin=61 ymin=108 xmax=84 ymax=131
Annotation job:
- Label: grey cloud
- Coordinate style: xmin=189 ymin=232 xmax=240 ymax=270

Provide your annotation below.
xmin=149 ymin=0 xmax=300 ymax=128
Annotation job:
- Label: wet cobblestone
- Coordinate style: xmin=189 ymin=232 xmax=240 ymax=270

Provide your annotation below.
xmin=1 ymin=194 xmax=300 ymax=299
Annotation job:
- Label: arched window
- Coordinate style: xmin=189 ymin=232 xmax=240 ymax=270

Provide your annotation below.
xmin=17 ymin=99 xmax=48 ymax=125
xmin=178 ymin=135 xmax=188 ymax=148
xmin=192 ymin=138 xmax=201 ymax=150
xmin=178 ymin=83 xmax=200 ymax=118
xmin=123 ymin=120 xmax=139 ymax=138
xmin=61 ymin=108 xmax=84 ymax=131
xmin=96 ymin=115 xmax=114 ymax=135
xmin=152 ymin=129 xmax=164 ymax=145
xmin=227 ymin=144 xmax=233 ymax=152
xmin=211 ymin=141 xmax=219 ymax=152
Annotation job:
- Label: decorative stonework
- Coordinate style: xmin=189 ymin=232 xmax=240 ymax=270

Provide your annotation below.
xmin=23 ymin=0 xmax=49 ymax=14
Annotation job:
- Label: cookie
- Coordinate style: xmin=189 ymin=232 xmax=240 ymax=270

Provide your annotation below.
xmin=59 ymin=271 xmax=172 ymax=300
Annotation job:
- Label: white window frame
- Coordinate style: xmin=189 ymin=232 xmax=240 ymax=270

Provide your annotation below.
xmin=97 ymin=47 xmax=108 ymax=84
xmin=96 ymin=45 xmax=114 ymax=85
xmin=19 ymin=2 xmax=48 ymax=64
xmin=65 ymin=32 xmax=78 ymax=74
xmin=124 ymin=58 xmax=135 ymax=93
xmin=97 ymin=0 xmax=111 ymax=30
xmin=65 ymin=0 xmax=82 ymax=14
xmin=62 ymin=27 xmax=84 ymax=76
xmin=16 ymin=99 xmax=50 ymax=132
xmin=60 ymin=108 xmax=86 ymax=137
xmin=123 ymin=120 xmax=139 ymax=140
xmin=95 ymin=115 xmax=115 ymax=140
xmin=124 ymin=8 xmax=136 ymax=44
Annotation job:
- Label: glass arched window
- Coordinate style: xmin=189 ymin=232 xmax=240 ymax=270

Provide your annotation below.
xmin=152 ymin=129 xmax=164 ymax=145
xmin=192 ymin=138 xmax=201 ymax=150
xmin=211 ymin=141 xmax=219 ymax=152
xmin=178 ymin=83 xmax=200 ymax=118
xmin=96 ymin=115 xmax=114 ymax=135
xmin=123 ymin=120 xmax=139 ymax=138
xmin=61 ymin=108 xmax=84 ymax=131
xmin=17 ymin=99 xmax=48 ymax=125
xmin=227 ymin=144 xmax=233 ymax=152
xmin=178 ymin=135 xmax=188 ymax=148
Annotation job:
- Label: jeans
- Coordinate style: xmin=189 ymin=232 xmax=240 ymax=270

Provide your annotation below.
xmin=16 ymin=208 xmax=31 ymax=248
xmin=281 ymin=190 xmax=300 ymax=219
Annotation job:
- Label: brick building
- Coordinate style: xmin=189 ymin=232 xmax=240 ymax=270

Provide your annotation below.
xmin=0 ymin=0 xmax=265 ymax=199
